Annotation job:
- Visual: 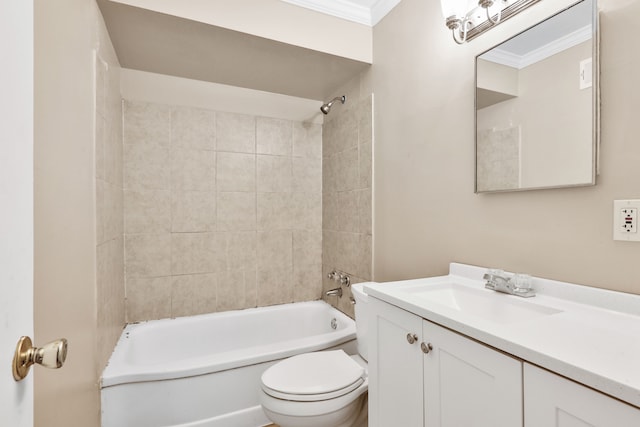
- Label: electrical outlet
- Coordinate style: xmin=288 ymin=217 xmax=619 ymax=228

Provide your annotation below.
xmin=613 ymin=200 xmax=640 ymax=241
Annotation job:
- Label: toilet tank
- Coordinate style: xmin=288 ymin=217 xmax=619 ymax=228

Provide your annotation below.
xmin=351 ymin=282 xmax=373 ymax=362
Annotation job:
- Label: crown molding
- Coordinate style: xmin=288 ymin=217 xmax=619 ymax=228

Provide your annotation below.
xmin=281 ymin=0 xmax=371 ymax=25
xmin=371 ymin=0 xmax=402 ymax=25
xmin=480 ymin=49 xmax=522 ymax=69
xmin=482 ymin=25 xmax=592 ymax=69
xmin=281 ymin=0 xmax=401 ymax=26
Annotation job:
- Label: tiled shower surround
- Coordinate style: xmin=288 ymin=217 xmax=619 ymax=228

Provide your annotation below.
xmin=123 ymin=101 xmax=324 ymax=322
xmin=322 ymin=91 xmax=373 ymax=318
xmin=95 ymin=53 xmax=125 ymax=370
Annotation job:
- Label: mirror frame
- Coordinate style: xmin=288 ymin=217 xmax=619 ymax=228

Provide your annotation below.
xmin=474 ymin=0 xmax=599 ymax=194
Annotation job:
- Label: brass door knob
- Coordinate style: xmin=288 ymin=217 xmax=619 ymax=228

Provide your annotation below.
xmin=12 ymin=336 xmax=68 ymax=381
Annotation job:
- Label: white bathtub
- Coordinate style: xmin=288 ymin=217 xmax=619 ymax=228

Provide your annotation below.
xmin=101 ymin=300 xmax=357 ymax=427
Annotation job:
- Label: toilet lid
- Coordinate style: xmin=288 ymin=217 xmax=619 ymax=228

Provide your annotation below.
xmin=261 ymin=350 xmax=364 ymax=399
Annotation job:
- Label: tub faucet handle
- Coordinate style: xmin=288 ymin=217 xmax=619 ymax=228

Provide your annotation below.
xmin=339 ymin=273 xmax=351 ymax=287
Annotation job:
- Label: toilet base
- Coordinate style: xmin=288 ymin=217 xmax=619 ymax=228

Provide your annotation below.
xmin=262 ymin=393 xmax=367 ymax=427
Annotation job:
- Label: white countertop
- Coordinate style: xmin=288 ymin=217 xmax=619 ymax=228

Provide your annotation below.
xmin=364 ymin=263 xmax=640 ymax=408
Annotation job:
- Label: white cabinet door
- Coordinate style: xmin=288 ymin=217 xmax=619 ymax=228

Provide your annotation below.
xmin=524 ymin=364 xmax=640 ymax=427
xmin=369 ymin=298 xmax=424 ymax=427
xmin=423 ymin=320 xmax=523 ymax=427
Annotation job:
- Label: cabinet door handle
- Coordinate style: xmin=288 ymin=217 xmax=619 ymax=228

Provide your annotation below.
xmin=421 ymin=342 xmax=433 ymax=354
xmin=406 ymin=333 xmax=418 ymax=344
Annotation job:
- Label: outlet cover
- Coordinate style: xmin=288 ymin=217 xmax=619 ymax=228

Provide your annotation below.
xmin=613 ymin=200 xmax=640 ymax=241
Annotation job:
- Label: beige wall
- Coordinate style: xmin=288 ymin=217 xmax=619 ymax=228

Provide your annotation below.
xmin=322 ymin=72 xmax=374 ymax=318
xmin=35 ymin=0 xmax=122 ymax=425
xmin=122 ymin=98 xmax=323 ymax=321
xmin=372 ymin=0 xmax=640 ymax=295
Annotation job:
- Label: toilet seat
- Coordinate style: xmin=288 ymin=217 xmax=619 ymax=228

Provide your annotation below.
xmin=261 ymin=350 xmax=365 ymax=402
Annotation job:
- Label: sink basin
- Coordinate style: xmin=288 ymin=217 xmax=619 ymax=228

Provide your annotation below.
xmin=401 ymin=283 xmax=562 ymax=324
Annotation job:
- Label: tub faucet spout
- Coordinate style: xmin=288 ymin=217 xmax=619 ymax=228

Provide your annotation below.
xmin=325 ymin=287 xmax=343 ymax=298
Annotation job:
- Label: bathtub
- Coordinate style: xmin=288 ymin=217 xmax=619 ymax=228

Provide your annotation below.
xmin=101 ymin=300 xmax=357 ymax=427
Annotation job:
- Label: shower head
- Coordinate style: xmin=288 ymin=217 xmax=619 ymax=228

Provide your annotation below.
xmin=320 ymin=95 xmax=346 ymax=115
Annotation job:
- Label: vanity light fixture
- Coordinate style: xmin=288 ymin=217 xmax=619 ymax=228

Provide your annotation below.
xmin=440 ymin=0 xmax=541 ymax=44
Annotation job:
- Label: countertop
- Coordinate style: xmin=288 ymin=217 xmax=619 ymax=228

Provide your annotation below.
xmin=364 ymin=263 xmax=640 ymax=408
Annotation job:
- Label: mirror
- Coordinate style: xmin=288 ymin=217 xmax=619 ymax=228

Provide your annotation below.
xmin=475 ymin=0 xmax=597 ymax=193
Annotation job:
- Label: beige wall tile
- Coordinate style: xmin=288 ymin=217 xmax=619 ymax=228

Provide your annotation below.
xmin=257 ymin=265 xmax=293 ymax=306
xmin=171 ymin=191 xmax=216 ymax=232
xmin=126 ymin=276 xmax=172 ymax=322
xmin=217 ymin=268 xmax=247 ymax=311
xmin=335 ymin=147 xmax=359 ymax=192
xmin=105 ymin=102 xmax=124 ymax=187
xmin=293 ymin=122 xmax=322 ymax=159
xmin=217 ymin=112 xmax=255 ymax=153
xmin=171 ymin=273 xmax=217 ymax=317
xmin=342 ymin=232 xmax=361 ymax=277
xmin=104 ymin=182 xmax=124 ymax=241
xmin=257 ymin=155 xmax=292 ymax=192
xmin=293 ymin=230 xmax=322 ymax=267
xmin=123 ymin=100 xmax=171 ymax=146
xmin=323 ymin=111 xmax=358 ymax=156
xmin=292 ymin=156 xmax=322 ymax=193
xmin=358 ymin=188 xmax=372 ymax=236
xmin=357 ymin=96 xmax=373 ymax=144
xmin=244 ymin=267 xmax=258 ymax=309
xmin=217 ymin=192 xmax=256 ymax=231
xmin=123 ymin=141 xmax=171 ymax=191
xmin=171 ymin=148 xmax=215 ymax=192
xmin=293 ymin=263 xmax=323 ymax=302
xmin=257 ymin=192 xmax=292 ymax=231
xmin=257 ymin=230 xmax=293 ymax=271
xmin=322 ymin=152 xmax=338 ymax=193
xmin=171 ymin=106 xmax=215 ymax=151
xmin=217 ymin=152 xmax=256 ymax=192
xmin=125 ymin=233 xmax=172 ymax=278
xmin=291 ymin=192 xmax=322 ymax=230
xmin=326 ymin=190 xmax=358 ymax=233
xmin=359 ymin=140 xmax=372 ymax=189
xmin=358 ymin=234 xmax=372 ymax=281
xmin=171 ymin=232 xmax=227 ymax=275
xmin=257 ymin=117 xmax=292 ymax=156
xmin=97 ymin=238 xmax=125 ymax=333
xmin=322 ymin=230 xmax=339 ymax=268
xmin=124 ymin=189 xmax=171 ymax=234
xmin=226 ymin=231 xmax=257 ymax=271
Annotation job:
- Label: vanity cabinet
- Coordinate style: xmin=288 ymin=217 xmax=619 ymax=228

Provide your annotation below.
xmin=423 ymin=319 xmax=522 ymax=427
xmin=369 ymin=297 xmax=522 ymax=427
xmin=368 ymin=297 xmax=424 ymax=427
xmin=524 ymin=364 xmax=640 ymax=427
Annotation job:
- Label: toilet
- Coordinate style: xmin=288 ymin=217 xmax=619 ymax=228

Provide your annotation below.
xmin=259 ymin=282 xmax=371 ymax=427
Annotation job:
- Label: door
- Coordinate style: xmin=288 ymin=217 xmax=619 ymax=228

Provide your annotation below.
xmin=368 ymin=297 xmax=424 ymax=427
xmin=524 ymin=363 xmax=640 ymax=427
xmin=0 ymin=0 xmax=34 ymax=425
xmin=423 ymin=320 xmax=522 ymax=427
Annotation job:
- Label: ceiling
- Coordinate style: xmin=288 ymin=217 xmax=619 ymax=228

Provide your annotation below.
xmin=98 ymin=0 xmax=375 ymax=100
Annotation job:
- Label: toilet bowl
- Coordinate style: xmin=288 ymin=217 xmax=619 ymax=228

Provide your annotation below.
xmin=259 ymin=282 xmax=371 ymax=427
